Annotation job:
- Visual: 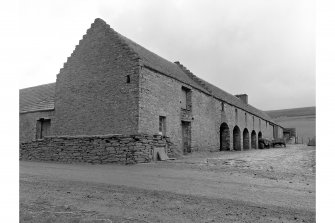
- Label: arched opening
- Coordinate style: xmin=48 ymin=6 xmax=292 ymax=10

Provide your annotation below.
xmin=251 ymin=130 xmax=257 ymax=149
xmin=220 ymin=123 xmax=230 ymax=151
xmin=258 ymin=131 xmax=263 ymax=149
xmin=233 ymin=126 xmax=241 ymax=151
xmin=243 ymin=128 xmax=250 ymax=150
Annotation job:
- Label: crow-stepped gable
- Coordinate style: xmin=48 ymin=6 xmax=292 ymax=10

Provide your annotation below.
xmin=20 ymin=18 xmax=284 ymax=159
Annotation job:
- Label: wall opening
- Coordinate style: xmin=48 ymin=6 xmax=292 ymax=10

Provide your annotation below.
xmin=181 ymin=121 xmax=191 ymax=154
xmin=159 ymin=116 xmax=166 ymax=136
xmin=251 ymin=130 xmax=257 ymax=149
xmin=243 ymin=128 xmax=249 ymax=150
xmin=181 ymin=87 xmax=192 ymax=110
xmin=235 ymin=108 xmax=238 ymax=123
xmin=253 ymin=116 xmax=255 ymax=129
xmin=258 ymin=131 xmax=263 ymax=149
xmin=233 ymin=126 xmax=241 ymax=151
xmin=36 ymin=118 xmax=51 ymax=139
xmin=220 ymin=122 xmax=230 ymax=151
xmin=245 ymin=113 xmax=247 ymax=125
xmin=126 ymin=75 xmax=130 ymax=83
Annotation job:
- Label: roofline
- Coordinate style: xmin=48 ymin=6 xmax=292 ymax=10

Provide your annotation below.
xmin=19 ymin=82 xmax=55 ymax=91
xmin=20 ymin=108 xmax=54 ymax=114
xmin=142 ymin=65 xmax=282 ymax=128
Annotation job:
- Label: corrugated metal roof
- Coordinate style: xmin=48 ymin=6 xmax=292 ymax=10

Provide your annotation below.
xmin=19 ymin=83 xmax=55 ymax=113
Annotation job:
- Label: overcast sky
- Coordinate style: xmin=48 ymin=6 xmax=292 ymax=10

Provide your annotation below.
xmin=17 ymin=0 xmax=315 ymax=110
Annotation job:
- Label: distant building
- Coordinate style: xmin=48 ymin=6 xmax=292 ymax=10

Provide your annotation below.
xmin=20 ymin=18 xmax=283 ymax=154
xmin=266 ymin=107 xmax=315 ymax=145
xmin=283 ymin=128 xmax=296 ymax=144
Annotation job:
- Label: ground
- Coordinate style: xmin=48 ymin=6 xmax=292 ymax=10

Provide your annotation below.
xmin=20 ymin=144 xmax=315 ymax=223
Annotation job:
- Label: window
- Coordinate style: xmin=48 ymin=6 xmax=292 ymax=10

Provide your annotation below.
xmin=126 ymin=75 xmax=130 ymax=83
xmin=159 ymin=116 xmax=166 ymax=136
xmin=221 ymin=102 xmax=225 ymax=111
xmin=253 ymin=116 xmax=255 ymax=128
xmin=36 ymin=118 xmax=51 ymax=139
xmin=245 ymin=113 xmax=247 ymax=124
xmin=259 ymin=119 xmax=261 ymax=129
xmin=181 ymin=87 xmax=191 ymax=110
xmin=235 ymin=108 xmax=238 ymax=123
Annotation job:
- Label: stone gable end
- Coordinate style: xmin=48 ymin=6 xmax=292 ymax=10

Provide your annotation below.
xmin=53 ymin=19 xmax=141 ymax=136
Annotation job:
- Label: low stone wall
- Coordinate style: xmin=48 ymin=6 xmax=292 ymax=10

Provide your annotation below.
xmin=20 ymin=134 xmax=178 ymax=164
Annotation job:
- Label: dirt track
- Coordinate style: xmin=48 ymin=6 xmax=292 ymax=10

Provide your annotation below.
xmin=20 ymin=145 xmax=315 ymax=222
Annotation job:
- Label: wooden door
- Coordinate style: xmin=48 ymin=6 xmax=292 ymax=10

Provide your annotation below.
xmin=182 ymin=121 xmax=191 ymax=154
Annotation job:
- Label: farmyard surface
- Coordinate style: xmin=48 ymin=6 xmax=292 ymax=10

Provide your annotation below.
xmin=20 ymin=145 xmax=315 ymax=222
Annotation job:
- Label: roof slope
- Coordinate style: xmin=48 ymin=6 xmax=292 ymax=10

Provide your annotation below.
xmin=19 ymin=83 xmax=55 ymax=113
xmin=266 ymin=106 xmax=316 ymax=119
xmin=116 ymin=33 xmax=209 ymax=93
xmin=104 ymin=18 xmax=273 ymax=122
xmin=19 ymin=18 xmax=275 ymax=124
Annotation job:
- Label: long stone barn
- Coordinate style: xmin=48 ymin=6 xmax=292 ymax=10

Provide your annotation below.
xmin=19 ymin=18 xmax=284 ymax=163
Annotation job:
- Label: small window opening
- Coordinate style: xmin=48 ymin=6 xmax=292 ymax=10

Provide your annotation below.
xmin=181 ymin=87 xmax=191 ymax=110
xmin=235 ymin=108 xmax=238 ymax=123
xmin=126 ymin=75 xmax=130 ymax=83
xmin=159 ymin=116 xmax=166 ymax=136
xmin=245 ymin=113 xmax=247 ymax=124
xmin=221 ymin=102 xmax=225 ymax=111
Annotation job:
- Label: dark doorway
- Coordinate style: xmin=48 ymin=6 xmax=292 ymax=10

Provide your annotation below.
xmin=220 ymin=123 xmax=230 ymax=151
xmin=233 ymin=126 xmax=241 ymax=151
xmin=36 ymin=118 xmax=51 ymax=139
xmin=258 ymin=131 xmax=263 ymax=149
xmin=181 ymin=121 xmax=191 ymax=154
xmin=251 ymin=130 xmax=257 ymax=149
xmin=243 ymin=128 xmax=249 ymax=150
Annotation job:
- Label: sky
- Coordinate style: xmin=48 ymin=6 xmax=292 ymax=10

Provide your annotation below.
xmin=16 ymin=0 xmax=315 ymax=110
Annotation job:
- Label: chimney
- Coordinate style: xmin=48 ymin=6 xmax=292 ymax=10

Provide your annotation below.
xmin=235 ymin=94 xmax=248 ymax=104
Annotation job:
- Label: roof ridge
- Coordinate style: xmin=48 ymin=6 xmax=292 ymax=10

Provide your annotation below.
xmin=174 ymin=61 xmax=213 ymax=95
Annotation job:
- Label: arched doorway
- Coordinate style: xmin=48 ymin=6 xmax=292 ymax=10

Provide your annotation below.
xmin=258 ymin=131 xmax=263 ymax=149
xmin=220 ymin=123 xmax=230 ymax=151
xmin=233 ymin=126 xmax=241 ymax=151
xmin=243 ymin=128 xmax=250 ymax=150
xmin=251 ymin=130 xmax=257 ymax=149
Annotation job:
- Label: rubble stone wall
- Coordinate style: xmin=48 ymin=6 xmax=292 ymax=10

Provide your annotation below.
xmin=20 ymin=134 xmax=177 ymax=164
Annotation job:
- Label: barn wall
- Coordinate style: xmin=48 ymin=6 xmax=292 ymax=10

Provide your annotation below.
xmin=138 ymin=67 xmax=275 ymax=153
xmin=19 ymin=110 xmax=55 ymax=143
xmin=53 ymin=19 xmax=140 ymax=136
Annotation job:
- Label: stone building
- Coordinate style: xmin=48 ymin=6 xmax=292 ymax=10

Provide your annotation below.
xmin=20 ymin=18 xmax=283 ymax=154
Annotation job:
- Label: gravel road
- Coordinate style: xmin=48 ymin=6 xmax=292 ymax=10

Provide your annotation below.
xmin=20 ymin=145 xmax=315 ymax=223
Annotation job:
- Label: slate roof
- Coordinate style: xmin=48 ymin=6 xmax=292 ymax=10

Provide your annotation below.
xmin=19 ymin=83 xmax=55 ymax=113
xmin=108 ymin=19 xmax=274 ymax=123
xmin=117 ymin=33 xmax=209 ymax=93
xmin=19 ymin=18 xmax=275 ymax=125
xmin=194 ymin=77 xmax=274 ymax=122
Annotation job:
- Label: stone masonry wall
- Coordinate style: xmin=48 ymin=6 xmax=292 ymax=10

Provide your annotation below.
xmin=138 ymin=67 xmax=277 ymax=153
xmin=20 ymin=110 xmax=55 ymax=143
xmin=20 ymin=134 xmax=177 ymax=165
xmin=53 ymin=19 xmax=141 ymax=136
